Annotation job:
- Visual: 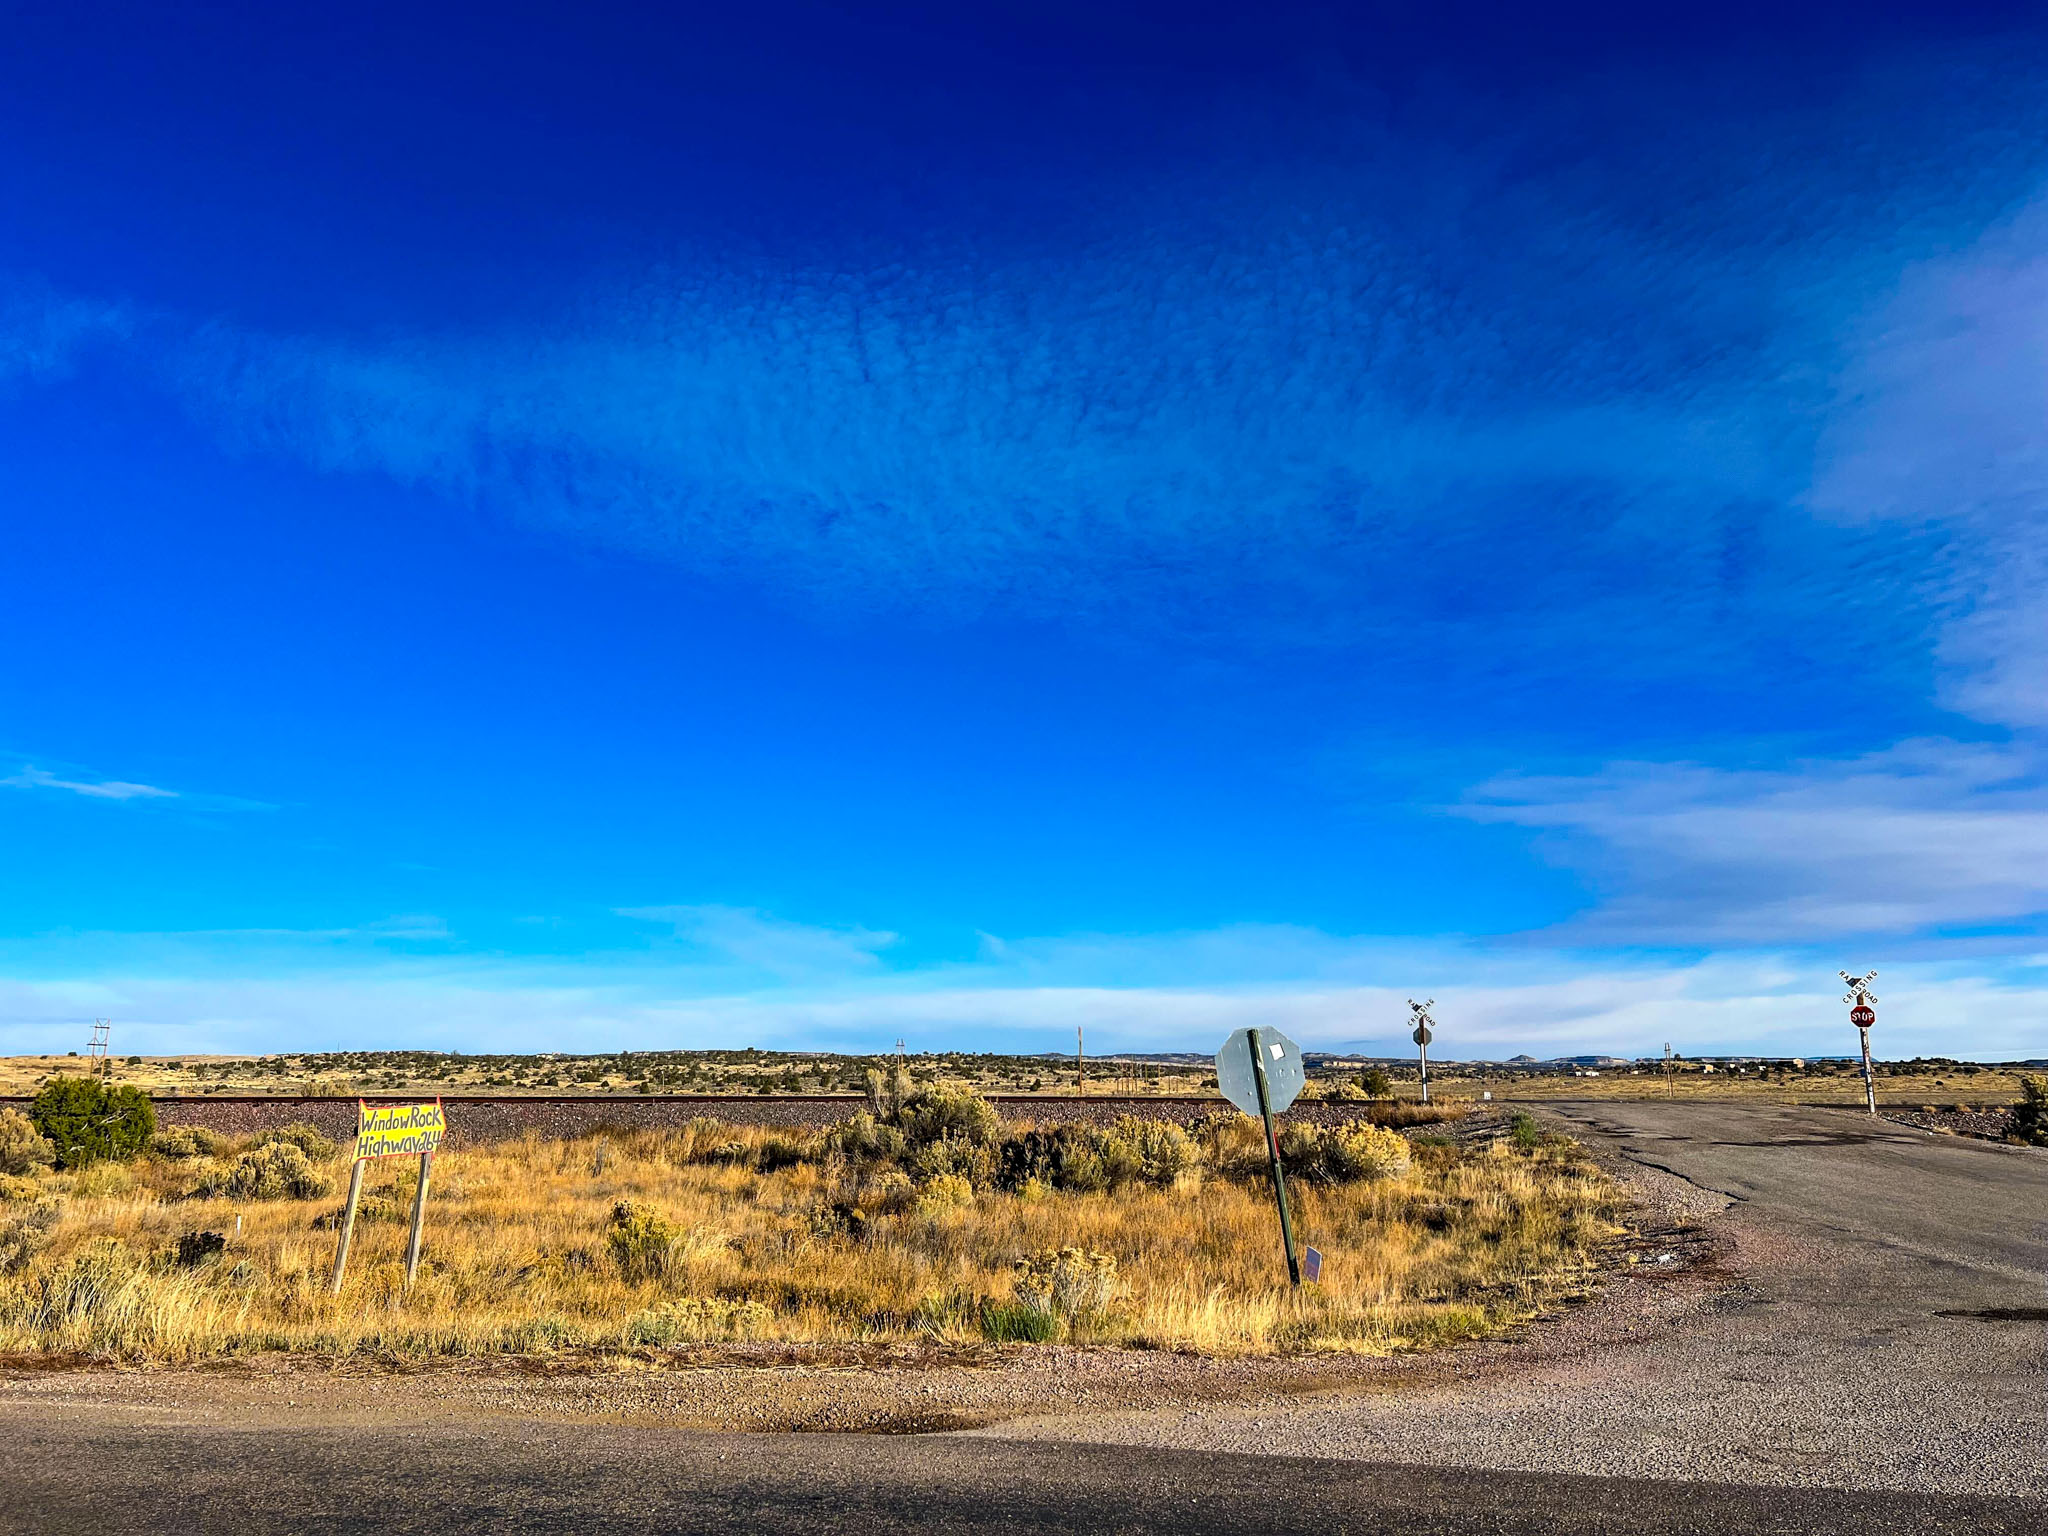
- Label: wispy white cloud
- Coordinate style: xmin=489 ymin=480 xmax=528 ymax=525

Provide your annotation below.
xmin=0 ymin=277 xmax=130 ymax=386
xmin=1459 ymin=739 xmax=2048 ymax=942
xmin=0 ymin=941 xmax=2036 ymax=1062
xmin=1810 ymin=191 xmax=2048 ymax=728
xmin=1 ymin=765 xmax=177 ymax=801
xmin=616 ymin=904 xmax=897 ymax=980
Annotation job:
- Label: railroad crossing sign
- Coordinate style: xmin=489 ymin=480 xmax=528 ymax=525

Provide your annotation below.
xmin=1409 ymin=999 xmax=1437 ymax=1104
xmin=1215 ymin=1028 xmax=1305 ymax=1117
xmin=1840 ymin=970 xmax=1879 ymax=1117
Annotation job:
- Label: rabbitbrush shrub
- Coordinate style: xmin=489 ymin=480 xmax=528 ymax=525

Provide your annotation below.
xmin=894 ymin=1085 xmax=1000 ymax=1149
xmin=0 ymin=1108 xmax=56 ymax=1176
xmin=197 ymin=1141 xmax=334 ymax=1201
xmin=0 ymin=1201 xmax=60 ymax=1275
xmin=1013 ymin=1247 xmax=1120 ymax=1333
xmin=606 ymin=1200 xmax=683 ymax=1281
xmin=148 ymin=1125 xmax=231 ymax=1161
xmin=255 ymin=1123 xmax=338 ymax=1161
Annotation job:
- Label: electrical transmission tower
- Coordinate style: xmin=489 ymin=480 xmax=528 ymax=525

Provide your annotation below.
xmin=86 ymin=1018 xmax=112 ymax=1078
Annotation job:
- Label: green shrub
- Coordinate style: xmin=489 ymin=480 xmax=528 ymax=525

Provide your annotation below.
xmin=1276 ymin=1120 xmax=1412 ymax=1183
xmin=894 ymin=1085 xmax=1000 ymax=1149
xmin=28 ymin=1077 xmax=156 ymax=1167
xmin=0 ymin=1201 xmax=59 ymax=1275
xmin=255 ymin=1123 xmax=338 ymax=1161
xmin=824 ymin=1112 xmax=905 ymax=1166
xmin=1360 ymin=1068 xmax=1395 ymax=1099
xmin=1322 ymin=1121 xmax=1412 ymax=1181
xmin=1510 ymin=1112 xmax=1543 ymax=1152
xmin=0 ymin=1107 xmax=56 ymax=1176
xmin=148 ymin=1125 xmax=231 ymax=1161
xmin=1105 ymin=1116 xmax=1196 ymax=1186
xmin=996 ymin=1121 xmax=1192 ymax=1194
xmin=607 ymin=1200 xmax=683 ymax=1281
xmin=996 ymin=1126 xmax=1105 ymax=1192
xmin=2011 ymin=1075 xmax=2048 ymax=1147
xmin=198 ymin=1141 xmax=335 ymax=1201
xmin=906 ymin=1135 xmax=994 ymax=1188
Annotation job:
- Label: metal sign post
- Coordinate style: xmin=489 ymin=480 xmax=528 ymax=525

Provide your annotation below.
xmin=1215 ymin=1027 xmax=1305 ymax=1287
xmin=1840 ymin=971 xmax=1878 ymax=1116
xmin=1409 ymin=999 xmax=1436 ymax=1105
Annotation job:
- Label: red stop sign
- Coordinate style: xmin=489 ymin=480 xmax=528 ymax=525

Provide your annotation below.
xmin=1850 ymin=1005 xmax=1875 ymax=1028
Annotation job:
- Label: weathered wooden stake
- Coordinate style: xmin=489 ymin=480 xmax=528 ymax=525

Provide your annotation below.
xmin=329 ymin=1156 xmax=365 ymax=1294
xmin=403 ymin=1148 xmax=435 ymax=1290
xmin=1246 ymin=1026 xmax=1302 ymax=1288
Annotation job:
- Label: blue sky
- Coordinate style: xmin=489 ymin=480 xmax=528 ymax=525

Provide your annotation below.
xmin=4 ymin=2 xmax=2048 ymax=1060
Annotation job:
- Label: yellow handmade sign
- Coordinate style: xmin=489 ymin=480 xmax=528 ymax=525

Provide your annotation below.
xmin=353 ymin=1099 xmax=446 ymax=1161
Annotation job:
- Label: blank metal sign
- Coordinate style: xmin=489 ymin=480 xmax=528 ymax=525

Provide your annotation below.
xmin=1215 ymin=1027 xmax=1306 ymax=1117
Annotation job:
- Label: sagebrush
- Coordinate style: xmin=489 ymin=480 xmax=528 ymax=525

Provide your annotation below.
xmin=0 ymin=1094 xmax=1622 ymax=1361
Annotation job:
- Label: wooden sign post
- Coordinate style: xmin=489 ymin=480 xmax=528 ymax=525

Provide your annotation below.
xmin=329 ymin=1098 xmax=446 ymax=1295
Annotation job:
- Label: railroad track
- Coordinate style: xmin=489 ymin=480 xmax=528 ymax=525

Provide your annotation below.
xmin=0 ymin=1091 xmax=1227 ymax=1109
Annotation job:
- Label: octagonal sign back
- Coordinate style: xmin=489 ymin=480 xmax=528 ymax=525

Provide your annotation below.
xmin=1215 ymin=1027 xmax=1306 ymax=1118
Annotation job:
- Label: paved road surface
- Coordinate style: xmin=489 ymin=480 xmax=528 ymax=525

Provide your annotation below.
xmin=989 ymin=1101 xmax=2048 ymax=1498
xmin=1 ymin=1415 xmax=2037 ymax=1535
xmin=3 ymin=1102 xmax=2041 ymax=1533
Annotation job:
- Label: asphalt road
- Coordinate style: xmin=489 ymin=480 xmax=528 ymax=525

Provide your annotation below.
xmin=3 ymin=1102 xmax=2042 ymax=1534
xmin=991 ymin=1101 xmax=2048 ymax=1499
xmin=1 ymin=1415 xmax=2037 ymax=1535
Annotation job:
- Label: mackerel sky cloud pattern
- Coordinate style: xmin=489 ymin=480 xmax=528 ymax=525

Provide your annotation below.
xmin=2 ymin=2 xmax=2046 ymax=1057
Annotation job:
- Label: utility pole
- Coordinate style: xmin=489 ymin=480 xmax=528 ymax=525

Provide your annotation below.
xmin=1663 ymin=1041 xmax=1673 ymax=1097
xmin=1839 ymin=971 xmax=1879 ymax=1115
xmin=86 ymin=1019 xmax=112 ymax=1079
xmin=1076 ymin=1025 xmax=1084 ymax=1099
xmin=1408 ymin=999 xmax=1435 ymax=1105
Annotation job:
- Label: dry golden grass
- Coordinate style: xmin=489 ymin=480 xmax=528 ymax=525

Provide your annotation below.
xmin=1478 ymin=1066 xmax=2033 ymax=1106
xmin=0 ymin=1117 xmax=1623 ymax=1364
xmin=3 ymin=1052 xmax=2028 ymax=1108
